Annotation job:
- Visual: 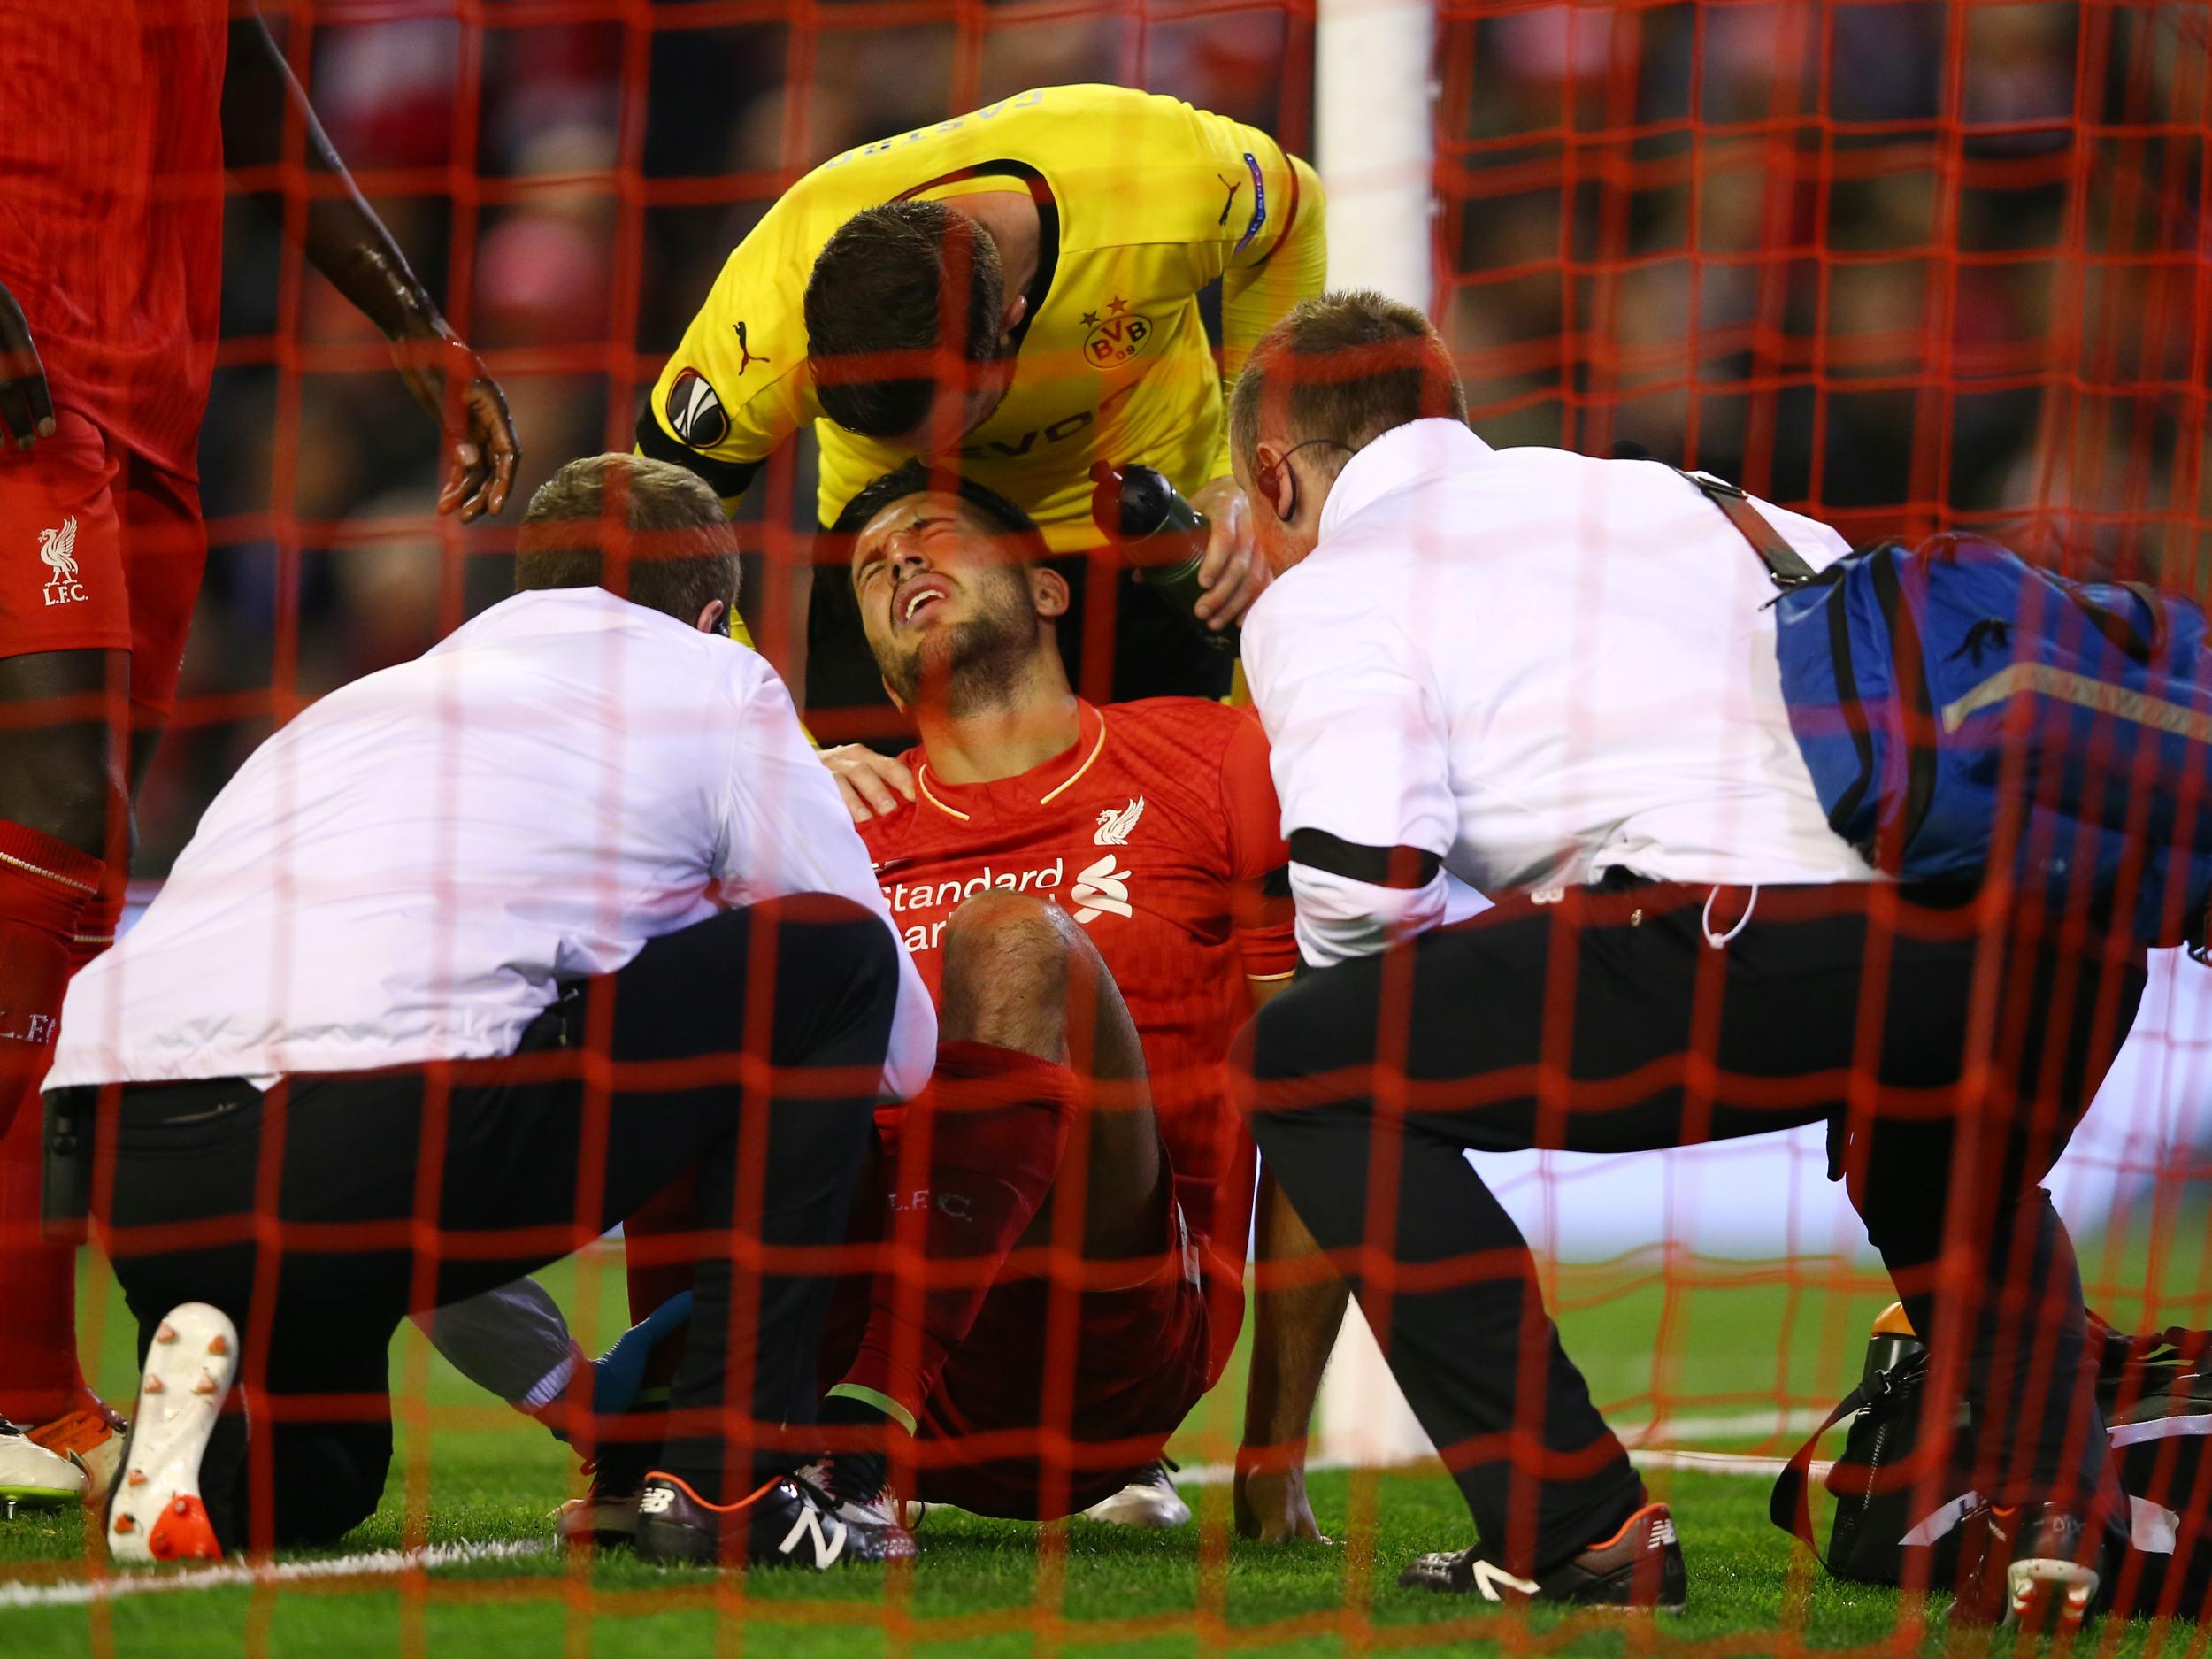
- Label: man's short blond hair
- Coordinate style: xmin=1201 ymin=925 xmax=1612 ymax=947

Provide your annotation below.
xmin=1228 ymin=290 xmax=1468 ymax=480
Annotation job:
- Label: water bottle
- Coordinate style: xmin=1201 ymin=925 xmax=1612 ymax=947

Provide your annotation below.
xmin=1863 ymin=1301 xmax=1923 ymax=1388
xmin=1088 ymin=460 xmax=1239 ymax=654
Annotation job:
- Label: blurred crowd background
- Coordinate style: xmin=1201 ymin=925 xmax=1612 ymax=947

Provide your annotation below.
xmin=152 ymin=0 xmax=2211 ymax=872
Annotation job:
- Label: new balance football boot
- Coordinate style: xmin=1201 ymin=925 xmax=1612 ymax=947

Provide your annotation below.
xmin=1400 ymin=1501 xmax=1686 ymax=1609
xmin=793 ymin=1456 xmax=912 ymax=1535
xmin=633 ymin=1469 xmax=916 ymax=1568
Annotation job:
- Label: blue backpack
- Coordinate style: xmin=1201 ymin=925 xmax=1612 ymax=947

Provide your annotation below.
xmin=1678 ymin=468 xmax=2212 ymax=948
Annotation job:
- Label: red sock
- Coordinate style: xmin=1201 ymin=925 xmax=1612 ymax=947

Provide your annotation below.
xmin=0 ymin=821 xmax=104 ymax=1423
xmin=831 ymin=1041 xmax=1076 ymax=1428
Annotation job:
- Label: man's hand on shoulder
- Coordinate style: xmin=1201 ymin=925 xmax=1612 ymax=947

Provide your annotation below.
xmin=1190 ymin=476 xmax=1271 ymax=630
xmin=820 ymin=744 xmax=916 ymax=824
xmin=0 ymin=280 xmax=55 ymax=451
xmin=1233 ymin=1444 xmax=1330 ymax=1544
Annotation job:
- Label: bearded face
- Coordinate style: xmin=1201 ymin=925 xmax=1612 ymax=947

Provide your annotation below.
xmin=851 ymin=490 xmax=1051 ymax=714
xmin=877 ymin=555 xmax=1041 ymax=713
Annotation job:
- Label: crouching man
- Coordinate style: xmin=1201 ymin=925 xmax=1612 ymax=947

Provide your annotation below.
xmin=1231 ymin=292 xmax=2143 ymax=1621
xmin=42 ymin=454 xmax=935 ymax=1569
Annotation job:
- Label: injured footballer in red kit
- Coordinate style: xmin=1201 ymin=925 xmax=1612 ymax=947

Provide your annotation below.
xmin=570 ymin=460 xmax=1345 ymax=1551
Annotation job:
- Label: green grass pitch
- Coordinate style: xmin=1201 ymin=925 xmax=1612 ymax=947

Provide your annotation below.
xmin=0 ymin=1239 xmax=2193 ymax=1656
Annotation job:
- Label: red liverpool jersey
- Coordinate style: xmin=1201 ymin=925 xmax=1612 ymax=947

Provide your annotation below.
xmin=0 ymin=5 xmax=227 ymax=478
xmin=860 ymin=697 xmax=1296 ymax=1374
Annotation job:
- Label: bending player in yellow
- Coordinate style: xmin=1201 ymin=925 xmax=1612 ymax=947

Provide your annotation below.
xmin=639 ymin=84 xmax=1325 ymax=707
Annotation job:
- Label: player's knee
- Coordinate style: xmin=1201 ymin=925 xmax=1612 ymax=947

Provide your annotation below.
xmin=1840 ymin=1122 xmax=1959 ymax=1257
xmin=841 ymin=900 xmax=903 ymax=1012
xmin=1851 ymin=1172 xmax=1935 ymax=1263
xmin=944 ymin=887 xmax=1080 ymax=951
xmin=939 ymin=890 xmax=1089 ymax=1056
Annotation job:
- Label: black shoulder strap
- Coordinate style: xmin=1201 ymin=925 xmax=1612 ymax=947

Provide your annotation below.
xmin=1769 ymin=1378 xmax=1870 ymax=1567
xmin=1666 ymin=465 xmax=1818 ymax=589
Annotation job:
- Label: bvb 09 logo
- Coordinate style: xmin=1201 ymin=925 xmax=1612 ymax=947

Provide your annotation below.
xmin=1081 ymin=298 xmax=1151 ymax=371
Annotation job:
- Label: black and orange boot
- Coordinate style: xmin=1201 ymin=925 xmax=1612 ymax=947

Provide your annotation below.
xmin=1401 ymin=1502 xmax=1687 ymax=1609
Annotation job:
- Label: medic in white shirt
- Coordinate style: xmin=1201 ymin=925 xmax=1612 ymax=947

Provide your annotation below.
xmin=45 ymin=454 xmax=933 ymax=1571
xmin=1226 ymin=291 xmax=2145 ymax=1627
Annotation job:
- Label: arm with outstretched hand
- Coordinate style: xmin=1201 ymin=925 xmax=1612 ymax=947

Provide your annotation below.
xmin=223 ymin=6 xmax=519 ymax=519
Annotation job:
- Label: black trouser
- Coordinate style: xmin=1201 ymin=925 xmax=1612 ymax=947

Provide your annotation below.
xmin=86 ymin=896 xmax=896 ymax=1550
xmin=1242 ymin=879 xmax=2145 ymax=1577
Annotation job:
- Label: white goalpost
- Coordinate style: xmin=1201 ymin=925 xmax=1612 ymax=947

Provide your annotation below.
xmin=1306 ymin=0 xmax=1440 ymax=1472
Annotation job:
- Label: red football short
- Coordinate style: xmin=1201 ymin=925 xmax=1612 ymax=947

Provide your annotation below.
xmin=0 ymin=407 xmax=208 ymax=723
xmin=825 ymin=1114 xmax=1215 ymax=1520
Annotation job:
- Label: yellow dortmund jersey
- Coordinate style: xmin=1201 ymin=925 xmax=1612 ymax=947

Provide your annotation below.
xmin=639 ymin=85 xmax=1327 ymax=554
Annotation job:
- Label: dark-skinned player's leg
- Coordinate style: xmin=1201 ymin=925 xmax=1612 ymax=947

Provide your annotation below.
xmin=2 ymin=443 xmax=206 ymax=1463
xmin=0 ymin=647 xmax=127 ymax=1432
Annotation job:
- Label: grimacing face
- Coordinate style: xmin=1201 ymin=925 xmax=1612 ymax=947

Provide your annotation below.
xmin=849 ymin=489 xmax=1045 ymax=705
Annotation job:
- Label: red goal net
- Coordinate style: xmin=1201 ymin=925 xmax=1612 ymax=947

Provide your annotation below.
xmin=1433 ymin=0 xmax=2212 ymax=572
xmin=20 ymin=1 xmax=2212 ymax=1654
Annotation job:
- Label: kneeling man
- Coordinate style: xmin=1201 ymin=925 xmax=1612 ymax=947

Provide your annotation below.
xmin=44 ymin=455 xmax=933 ymax=1569
xmin=1232 ymin=292 xmax=2143 ymax=1620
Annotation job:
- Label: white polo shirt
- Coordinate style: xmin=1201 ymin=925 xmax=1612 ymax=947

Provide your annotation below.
xmin=1240 ymin=419 xmax=1878 ymax=967
xmin=48 ymin=587 xmax=937 ymax=1096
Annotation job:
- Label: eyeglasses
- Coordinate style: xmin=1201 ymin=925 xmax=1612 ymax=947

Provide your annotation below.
xmin=1254 ymin=437 xmax=1354 ymax=520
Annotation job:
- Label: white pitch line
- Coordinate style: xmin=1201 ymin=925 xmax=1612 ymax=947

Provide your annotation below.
xmin=1626 ymin=1447 xmax=1832 ymax=1479
xmin=4 ymin=1407 xmax=1841 ymax=1606
xmin=0 ymin=1535 xmax=549 ymax=1610
xmin=1177 ymin=1445 xmax=1827 ymax=1488
xmin=1623 ymin=1405 xmax=1834 ymax=1444
xmin=1182 ymin=1402 xmax=1840 ymax=1488
xmin=1175 ymin=1456 xmax=1343 ymax=1487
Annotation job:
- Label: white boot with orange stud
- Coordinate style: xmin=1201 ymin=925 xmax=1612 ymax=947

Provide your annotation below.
xmin=106 ymin=1302 xmax=237 ymax=1565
